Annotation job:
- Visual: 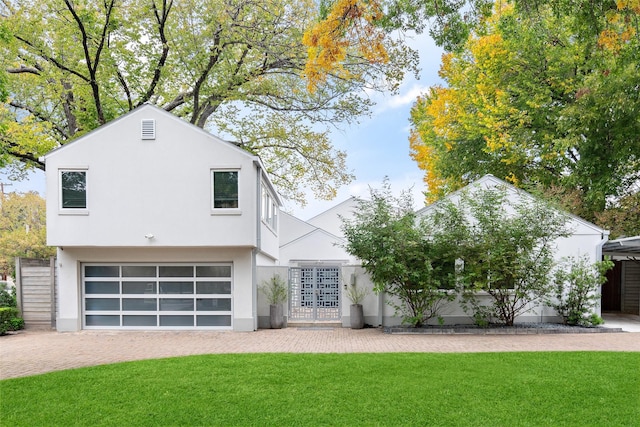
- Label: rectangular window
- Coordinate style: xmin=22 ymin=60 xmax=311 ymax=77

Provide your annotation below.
xmin=60 ymin=170 xmax=87 ymax=209
xmin=212 ymin=170 xmax=239 ymax=209
xmin=261 ymin=183 xmax=278 ymax=231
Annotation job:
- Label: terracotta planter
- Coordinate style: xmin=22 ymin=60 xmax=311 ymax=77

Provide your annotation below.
xmin=350 ymin=304 xmax=364 ymax=329
xmin=270 ymin=304 xmax=284 ymax=329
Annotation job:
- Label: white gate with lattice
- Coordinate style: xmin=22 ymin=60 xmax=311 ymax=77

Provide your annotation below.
xmin=289 ymin=267 xmax=341 ymax=321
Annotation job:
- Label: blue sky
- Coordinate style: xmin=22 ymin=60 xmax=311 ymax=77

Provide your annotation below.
xmin=285 ymin=34 xmax=445 ymax=219
xmin=0 ymin=33 xmax=445 ymax=220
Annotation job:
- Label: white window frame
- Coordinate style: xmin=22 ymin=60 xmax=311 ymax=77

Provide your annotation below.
xmin=261 ymin=183 xmax=278 ymax=232
xmin=59 ymin=167 xmax=89 ymax=215
xmin=210 ymin=168 xmax=241 ymax=215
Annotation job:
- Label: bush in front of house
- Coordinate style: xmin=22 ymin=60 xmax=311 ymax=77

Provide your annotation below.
xmin=0 ymin=287 xmax=24 ymax=335
xmin=0 ymin=307 xmax=23 ymax=335
xmin=548 ymin=256 xmax=614 ymax=326
xmin=341 ymin=180 xmax=456 ymax=327
xmin=427 ymin=187 xmax=571 ymax=326
xmin=0 ymin=286 xmax=17 ymax=307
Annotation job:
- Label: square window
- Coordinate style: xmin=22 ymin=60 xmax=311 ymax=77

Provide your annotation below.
xmin=61 ymin=170 xmax=87 ymax=209
xmin=212 ymin=171 xmax=238 ymax=209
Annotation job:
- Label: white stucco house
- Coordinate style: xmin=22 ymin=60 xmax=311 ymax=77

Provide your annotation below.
xmin=43 ymin=104 xmax=281 ymax=331
xmin=274 ymin=175 xmax=610 ymax=326
xmin=415 ymin=174 xmax=610 ymax=323
xmin=42 ymin=105 xmax=613 ymax=331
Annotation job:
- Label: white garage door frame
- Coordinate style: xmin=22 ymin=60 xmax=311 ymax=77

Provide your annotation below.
xmin=82 ymin=262 xmax=233 ymax=330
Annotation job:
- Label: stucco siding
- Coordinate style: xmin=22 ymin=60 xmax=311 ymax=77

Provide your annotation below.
xmin=279 ymin=230 xmax=355 ymax=266
xmin=306 ymin=197 xmax=358 ymax=239
xmin=45 ymin=106 xmax=260 ymax=248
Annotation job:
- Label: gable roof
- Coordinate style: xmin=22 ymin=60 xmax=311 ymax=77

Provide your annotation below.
xmin=416 ymin=174 xmax=606 ymax=235
xmin=279 ymin=227 xmax=345 ymax=251
xmin=40 ymin=103 xmax=281 ymax=205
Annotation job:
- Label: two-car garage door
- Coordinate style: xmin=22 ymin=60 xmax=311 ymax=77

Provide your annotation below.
xmin=82 ymin=263 xmax=232 ymax=329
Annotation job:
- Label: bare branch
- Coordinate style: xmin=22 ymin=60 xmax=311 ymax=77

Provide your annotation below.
xmin=13 ymin=35 xmax=90 ymax=82
xmin=6 ymin=66 xmax=40 ymax=75
xmin=8 ymin=100 xmax=69 ymax=139
xmin=137 ymin=0 xmax=173 ymax=106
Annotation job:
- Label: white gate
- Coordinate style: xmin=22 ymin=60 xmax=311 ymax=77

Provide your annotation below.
xmin=289 ymin=267 xmax=341 ymax=321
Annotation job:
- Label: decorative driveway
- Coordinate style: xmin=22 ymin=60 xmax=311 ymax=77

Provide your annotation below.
xmin=2 ymin=327 xmax=639 ymax=380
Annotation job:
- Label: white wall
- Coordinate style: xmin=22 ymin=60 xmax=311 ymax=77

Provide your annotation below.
xmin=279 ymin=212 xmax=317 ymax=246
xmin=279 ymin=229 xmax=356 ymax=266
xmin=45 ymin=106 xmax=276 ymax=255
xmin=307 ymin=197 xmax=358 ymax=239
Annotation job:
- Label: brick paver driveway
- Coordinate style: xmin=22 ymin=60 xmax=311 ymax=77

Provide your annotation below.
xmin=2 ymin=328 xmax=639 ymax=379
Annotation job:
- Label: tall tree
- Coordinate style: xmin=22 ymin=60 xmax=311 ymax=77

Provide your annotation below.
xmin=0 ymin=0 xmax=414 ymax=205
xmin=0 ymin=192 xmax=54 ymax=277
xmin=409 ymin=2 xmax=640 ymax=223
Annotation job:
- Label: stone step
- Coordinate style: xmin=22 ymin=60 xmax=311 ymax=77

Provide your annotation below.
xmin=287 ymin=321 xmax=343 ymax=329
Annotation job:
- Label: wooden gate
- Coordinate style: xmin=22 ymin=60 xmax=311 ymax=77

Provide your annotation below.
xmin=15 ymin=257 xmax=56 ymax=328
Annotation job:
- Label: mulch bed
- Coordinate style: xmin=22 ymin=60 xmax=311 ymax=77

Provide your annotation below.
xmin=383 ymin=323 xmax=624 ymax=334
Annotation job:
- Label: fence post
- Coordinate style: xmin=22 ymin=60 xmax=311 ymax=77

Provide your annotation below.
xmin=14 ymin=257 xmax=23 ymax=315
xmin=50 ymin=256 xmax=56 ymax=327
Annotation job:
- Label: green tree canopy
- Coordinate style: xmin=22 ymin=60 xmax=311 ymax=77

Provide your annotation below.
xmin=0 ymin=191 xmax=54 ymax=277
xmin=409 ymin=2 xmax=640 ymax=226
xmin=0 ymin=0 xmax=415 ymax=205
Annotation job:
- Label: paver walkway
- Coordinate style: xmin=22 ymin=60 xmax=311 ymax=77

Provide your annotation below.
xmin=2 ymin=328 xmax=639 ymax=380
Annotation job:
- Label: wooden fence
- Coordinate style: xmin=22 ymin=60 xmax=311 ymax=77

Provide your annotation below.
xmin=15 ymin=257 xmax=56 ymax=329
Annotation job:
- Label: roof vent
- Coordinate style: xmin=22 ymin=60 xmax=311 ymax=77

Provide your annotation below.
xmin=141 ymin=119 xmax=156 ymax=140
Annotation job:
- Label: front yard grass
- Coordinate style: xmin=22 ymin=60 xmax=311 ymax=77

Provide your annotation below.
xmin=1 ymin=352 xmax=638 ymax=426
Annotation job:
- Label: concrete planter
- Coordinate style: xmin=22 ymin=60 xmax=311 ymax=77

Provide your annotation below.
xmin=270 ymin=304 xmax=284 ymax=329
xmin=350 ymin=304 xmax=364 ymax=329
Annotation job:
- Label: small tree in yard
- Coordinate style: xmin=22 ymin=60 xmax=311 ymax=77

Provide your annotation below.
xmin=341 ymin=180 xmax=455 ymax=327
xmin=431 ymin=187 xmax=570 ymax=326
xmin=549 ymin=256 xmax=614 ymax=326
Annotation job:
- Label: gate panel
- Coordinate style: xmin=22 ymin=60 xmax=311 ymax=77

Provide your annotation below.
xmin=289 ymin=267 xmax=341 ymax=321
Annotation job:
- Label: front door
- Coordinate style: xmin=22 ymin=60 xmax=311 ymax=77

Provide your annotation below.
xmin=289 ymin=267 xmax=341 ymax=321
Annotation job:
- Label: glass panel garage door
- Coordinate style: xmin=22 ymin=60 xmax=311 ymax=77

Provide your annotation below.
xmin=83 ymin=263 xmax=232 ymax=329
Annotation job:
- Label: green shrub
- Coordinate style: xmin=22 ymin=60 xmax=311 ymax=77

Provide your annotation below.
xmin=548 ymin=256 xmax=614 ymax=326
xmin=0 ymin=287 xmax=17 ymax=308
xmin=0 ymin=307 xmax=23 ymax=335
xmin=10 ymin=317 xmax=24 ymax=331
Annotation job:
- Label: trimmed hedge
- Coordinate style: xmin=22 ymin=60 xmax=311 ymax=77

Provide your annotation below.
xmin=0 ymin=307 xmax=22 ymax=335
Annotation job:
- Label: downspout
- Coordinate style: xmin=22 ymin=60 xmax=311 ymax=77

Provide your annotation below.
xmin=595 ymin=230 xmax=610 ymax=316
xmin=596 ymin=230 xmax=610 ymax=262
xmin=252 ymin=161 xmax=263 ymax=331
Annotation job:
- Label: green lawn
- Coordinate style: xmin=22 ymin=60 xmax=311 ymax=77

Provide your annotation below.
xmin=1 ymin=352 xmax=638 ymax=426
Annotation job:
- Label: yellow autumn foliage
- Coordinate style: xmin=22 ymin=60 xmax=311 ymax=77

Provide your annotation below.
xmin=599 ymin=1 xmax=639 ymax=51
xmin=303 ymin=0 xmax=388 ymax=92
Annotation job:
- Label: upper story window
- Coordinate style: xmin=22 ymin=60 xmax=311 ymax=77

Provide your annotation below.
xmin=261 ymin=185 xmax=278 ymax=231
xmin=60 ymin=169 xmax=87 ymax=211
xmin=212 ymin=170 xmax=239 ymax=210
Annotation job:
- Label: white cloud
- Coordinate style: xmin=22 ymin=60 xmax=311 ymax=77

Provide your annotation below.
xmin=385 ymin=84 xmax=431 ymax=110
